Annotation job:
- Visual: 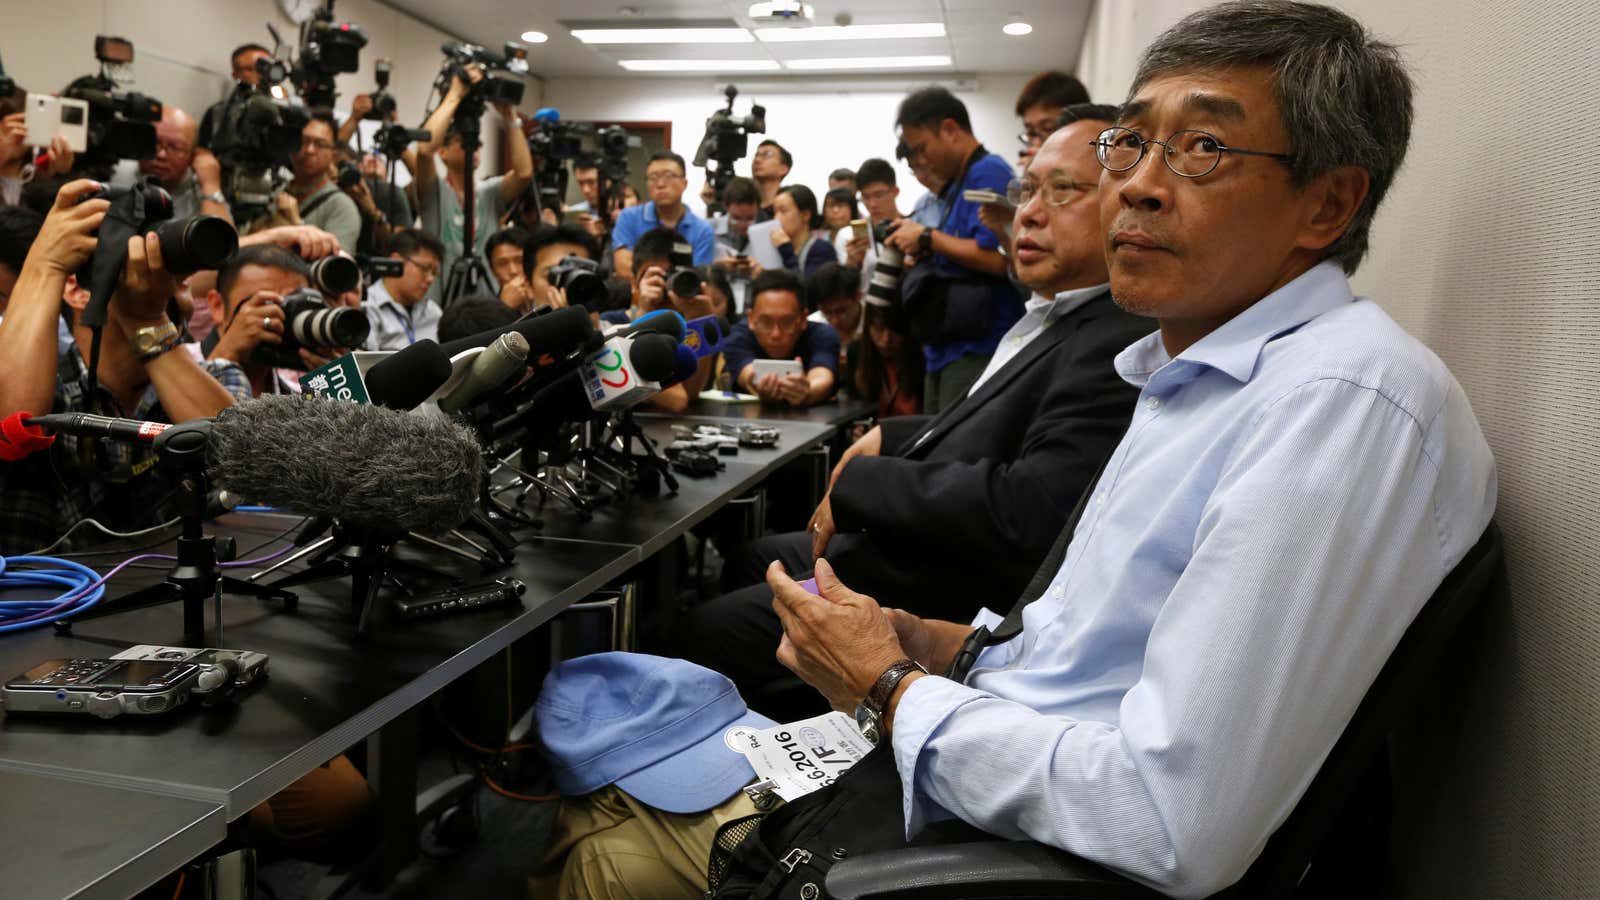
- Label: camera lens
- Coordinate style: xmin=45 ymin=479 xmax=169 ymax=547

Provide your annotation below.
xmin=308 ymin=254 xmax=361 ymax=295
xmin=153 ymin=215 xmax=239 ymax=276
xmin=289 ymin=304 xmax=370 ymax=348
xmin=669 ymin=267 xmax=703 ymax=300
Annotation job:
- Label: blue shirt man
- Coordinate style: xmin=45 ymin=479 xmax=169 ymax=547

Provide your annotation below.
xmin=885 ymin=88 xmax=1024 ymax=413
xmin=612 ymin=151 xmax=717 ymax=279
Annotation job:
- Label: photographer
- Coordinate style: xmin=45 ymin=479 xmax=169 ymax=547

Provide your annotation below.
xmin=569 ymin=157 xmax=609 ymax=243
xmin=284 ymin=113 xmax=362 ymax=253
xmin=750 ymin=139 xmax=791 ymax=220
xmin=884 ymin=86 xmax=1020 ymax=413
xmin=724 ymin=268 xmax=838 ymax=408
xmin=484 ymin=225 xmax=534 ymax=311
xmin=522 ymin=223 xmax=598 ymax=312
xmin=413 ymin=66 xmax=533 ymax=280
xmin=360 ymin=228 xmax=443 ymax=349
xmin=200 ymin=244 xmax=351 ymax=395
xmin=856 ymin=157 xmax=905 ymax=225
xmin=335 ymin=147 xmax=411 ymax=257
xmin=110 ymin=105 xmax=229 ymax=222
xmin=0 ymin=179 xmax=246 ymax=554
xmin=0 ymin=86 xmax=75 ymax=207
xmin=618 ymin=227 xmax=715 ymax=413
xmin=611 ymin=151 xmax=715 ymax=282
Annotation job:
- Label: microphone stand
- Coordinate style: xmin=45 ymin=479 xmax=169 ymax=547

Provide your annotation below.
xmin=54 ymin=422 xmax=298 ymax=645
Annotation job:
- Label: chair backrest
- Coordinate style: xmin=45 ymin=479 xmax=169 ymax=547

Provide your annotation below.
xmin=1230 ymin=521 xmax=1507 ymax=897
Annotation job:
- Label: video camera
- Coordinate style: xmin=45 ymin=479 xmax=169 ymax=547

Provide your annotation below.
xmin=207 ymin=39 xmax=308 ymax=217
xmin=292 ymin=1 xmax=368 ymax=109
xmin=438 ymin=41 xmax=528 ymax=109
xmin=63 ymin=36 xmax=162 ymax=173
xmin=693 ymin=85 xmax=765 ymax=202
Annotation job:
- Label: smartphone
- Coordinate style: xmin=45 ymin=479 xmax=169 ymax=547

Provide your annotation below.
xmin=561 ymin=208 xmax=587 ymax=225
xmin=24 ymin=94 xmax=89 ymax=153
xmin=849 ymin=218 xmax=869 ymax=240
xmin=962 ymin=188 xmax=1014 ymax=209
xmin=750 ymin=358 xmax=803 ymax=380
xmin=2 ymin=658 xmax=203 ymax=718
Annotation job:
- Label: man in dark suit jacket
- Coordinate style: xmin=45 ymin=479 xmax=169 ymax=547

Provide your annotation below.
xmin=666 ymin=109 xmax=1146 ymax=711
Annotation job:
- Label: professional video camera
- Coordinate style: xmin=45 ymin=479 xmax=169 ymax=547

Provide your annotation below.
xmin=693 ymin=85 xmax=765 ymax=205
xmin=437 ymin=41 xmax=528 ymax=109
xmin=206 ymin=39 xmax=308 ymax=218
xmin=251 ymin=287 xmax=371 ymax=370
xmin=76 ymin=179 xmax=238 ymax=392
xmin=291 ymin=1 xmax=368 ymax=109
xmin=63 ymin=36 xmax=162 ymax=174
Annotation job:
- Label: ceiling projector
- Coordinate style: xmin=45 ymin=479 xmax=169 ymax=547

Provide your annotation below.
xmin=748 ymin=1 xmax=815 ymax=25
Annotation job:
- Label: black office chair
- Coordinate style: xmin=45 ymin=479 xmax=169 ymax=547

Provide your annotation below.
xmin=826 ymin=522 xmax=1506 ymax=900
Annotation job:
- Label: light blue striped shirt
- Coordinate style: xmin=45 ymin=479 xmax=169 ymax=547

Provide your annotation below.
xmin=890 ymin=262 xmax=1497 ymax=898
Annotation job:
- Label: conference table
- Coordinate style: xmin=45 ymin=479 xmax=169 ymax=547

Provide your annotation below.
xmin=0 ymin=398 xmax=870 ymax=898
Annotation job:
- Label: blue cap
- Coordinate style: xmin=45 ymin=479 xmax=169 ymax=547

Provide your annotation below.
xmin=537 ymin=653 xmax=777 ymax=813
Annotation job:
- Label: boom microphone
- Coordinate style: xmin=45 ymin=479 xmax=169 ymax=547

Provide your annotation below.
xmin=365 ymin=340 xmax=453 ymax=410
xmin=438 ymin=332 xmax=530 ymax=414
xmin=209 ymin=396 xmax=483 ymax=534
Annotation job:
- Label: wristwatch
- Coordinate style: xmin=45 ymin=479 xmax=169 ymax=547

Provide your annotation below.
xmin=854 ymin=658 xmax=927 ymax=744
xmin=917 ymin=227 xmax=935 ymax=255
xmin=205 ymin=190 xmax=227 ymax=206
xmin=131 ymin=321 xmax=182 ymax=362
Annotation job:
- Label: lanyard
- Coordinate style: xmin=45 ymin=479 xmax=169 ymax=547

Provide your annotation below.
xmin=384 ymin=302 xmax=416 ymax=344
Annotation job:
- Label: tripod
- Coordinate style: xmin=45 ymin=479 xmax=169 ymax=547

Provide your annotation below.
xmin=440 ymin=95 xmax=497 ymax=304
xmin=53 ymin=422 xmax=297 ymax=645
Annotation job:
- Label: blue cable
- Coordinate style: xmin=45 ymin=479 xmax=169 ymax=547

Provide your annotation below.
xmin=0 ymin=554 xmax=107 ymax=633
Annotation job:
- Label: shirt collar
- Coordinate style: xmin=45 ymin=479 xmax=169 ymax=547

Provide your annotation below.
xmin=1115 ymin=261 xmax=1352 ymax=388
xmin=1036 ymin=282 xmax=1108 ymax=321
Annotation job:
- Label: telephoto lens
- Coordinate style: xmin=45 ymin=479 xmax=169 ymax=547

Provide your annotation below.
xmin=282 ymin=289 xmax=371 ymax=348
xmin=336 ymin=159 xmax=361 ymax=189
xmin=545 ymin=254 xmax=606 ymax=308
xmin=153 ymin=216 xmax=238 ymax=276
xmin=668 ymin=266 xmax=704 ymax=300
xmin=865 ymin=221 xmax=905 ymax=305
xmin=308 ymin=254 xmax=362 ymax=295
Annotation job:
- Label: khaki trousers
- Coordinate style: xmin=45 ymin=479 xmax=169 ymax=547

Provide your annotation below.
xmin=529 ymin=786 xmax=760 ymax=900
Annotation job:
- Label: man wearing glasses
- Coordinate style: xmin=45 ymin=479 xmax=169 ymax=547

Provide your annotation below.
xmin=284 ymin=114 xmax=362 ymax=253
xmin=751 ymin=139 xmax=792 ymax=221
xmin=361 ymin=229 xmax=444 ymax=350
xmin=724 ymin=268 xmax=838 ymax=408
xmin=611 ymin=151 xmax=716 ymax=282
xmin=1012 ymin=70 xmax=1091 ymax=167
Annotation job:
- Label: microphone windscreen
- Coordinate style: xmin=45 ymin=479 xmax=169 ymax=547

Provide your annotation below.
xmin=625 ymin=309 xmax=687 ymax=342
xmin=366 ymin=340 xmax=452 ymax=410
xmin=663 ymin=343 xmax=700 ymax=387
xmin=209 ymin=396 xmax=483 ymax=535
xmin=628 ymin=333 xmax=679 ymax=383
xmin=437 ymin=305 xmax=596 ymax=360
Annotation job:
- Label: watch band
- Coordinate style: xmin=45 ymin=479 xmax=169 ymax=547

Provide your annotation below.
xmin=917 ymin=227 xmax=935 ymax=255
xmin=865 ymin=658 xmax=927 ymax=716
xmin=133 ymin=321 xmax=183 ymax=362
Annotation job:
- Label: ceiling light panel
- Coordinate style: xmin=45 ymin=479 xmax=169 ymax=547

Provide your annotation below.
xmin=755 ymin=23 xmax=946 ymax=42
xmin=572 ymin=27 xmax=754 ymax=44
xmin=619 ymin=58 xmax=781 ymax=71
xmin=784 ymin=55 xmax=954 ymax=70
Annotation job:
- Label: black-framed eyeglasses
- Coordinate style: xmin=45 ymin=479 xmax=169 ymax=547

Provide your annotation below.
xmin=1091 ymin=125 xmax=1294 ymax=178
xmin=1006 ymin=176 xmax=1092 ymax=208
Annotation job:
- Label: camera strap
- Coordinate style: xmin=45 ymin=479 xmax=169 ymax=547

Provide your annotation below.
xmin=297 ymin=189 xmax=337 ymax=220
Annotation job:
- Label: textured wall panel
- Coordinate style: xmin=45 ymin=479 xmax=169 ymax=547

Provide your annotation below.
xmin=1076 ymin=1 xmax=1600 ymax=896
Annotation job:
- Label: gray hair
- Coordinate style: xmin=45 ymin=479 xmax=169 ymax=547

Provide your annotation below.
xmin=1130 ymin=0 xmax=1413 ymax=274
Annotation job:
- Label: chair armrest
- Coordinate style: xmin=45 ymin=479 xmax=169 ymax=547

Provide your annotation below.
xmin=825 ymin=841 xmax=1168 ymax=900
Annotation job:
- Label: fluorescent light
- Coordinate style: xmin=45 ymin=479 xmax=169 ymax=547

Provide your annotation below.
xmin=1003 ymin=21 xmax=1033 ymax=36
xmin=521 ymin=30 xmax=549 ymax=43
xmin=572 ymin=27 xmax=754 ymax=44
xmin=755 ymin=23 xmax=945 ymax=43
xmin=619 ymin=59 xmax=781 ymax=72
xmin=784 ymin=55 xmax=952 ymax=71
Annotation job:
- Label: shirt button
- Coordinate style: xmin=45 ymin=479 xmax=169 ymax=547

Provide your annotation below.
xmin=1145 ymin=396 xmax=1162 ymax=411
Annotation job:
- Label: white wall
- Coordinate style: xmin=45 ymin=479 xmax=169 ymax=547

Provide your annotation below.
xmin=1076 ymin=2 xmax=1600 ymax=898
xmin=2 ymin=0 xmax=504 ymax=176
xmin=540 ymin=74 xmax=1033 ymax=214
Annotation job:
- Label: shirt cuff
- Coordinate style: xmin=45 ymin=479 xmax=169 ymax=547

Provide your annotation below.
xmin=890 ymin=673 xmax=986 ymax=838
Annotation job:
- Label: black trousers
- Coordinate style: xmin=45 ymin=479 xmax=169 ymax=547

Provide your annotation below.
xmin=663 ymin=531 xmax=830 ymax=720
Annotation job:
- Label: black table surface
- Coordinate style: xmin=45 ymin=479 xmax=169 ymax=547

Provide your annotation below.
xmin=0 ymin=515 xmax=636 ymax=818
xmin=0 ymin=417 xmax=833 ymax=820
xmin=0 ymin=770 xmax=223 ymax=899
xmin=665 ymin=396 xmax=876 ymax=428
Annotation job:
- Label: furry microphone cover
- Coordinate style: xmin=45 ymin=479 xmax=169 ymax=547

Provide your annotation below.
xmin=209 ymin=395 xmax=484 ymax=534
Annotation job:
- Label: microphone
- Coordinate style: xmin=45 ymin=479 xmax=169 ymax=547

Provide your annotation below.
xmin=681 ymin=315 xmax=724 ymax=359
xmin=628 ymin=333 xmax=680 ymax=383
xmin=209 ymin=396 xmax=482 ymax=534
xmin=365 ymin=340 xmax=453 ymax=411
xmin=14 ymin=412 xmax=171 ymax=445
xmin=661 ymin=343 xmax=700 ymax=388
xmin=438 ymin=332 xmax=530 ymax=414
xmin=605 ymin=309 xmax=686 ymax=342
xmin=437 ymin=305 xmax=596 ymax=361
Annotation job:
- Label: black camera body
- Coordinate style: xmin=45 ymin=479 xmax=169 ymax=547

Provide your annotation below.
xmin=667 ymin=239 xmax=702 ymax=300
xmin=250 ymin=287 xmax=371 ymax=370
xmin=439 ymin=41 xmax=528 ymax=109
xmin=373 ymin=124 xmax=430 ymax=159
xmin=359 ymin=254 xmax=405 ymax=280
xmin=208 ymin=60 xmax=309 ymax=216
xmin=295 ymin=8 xmax=368 ymax=109
xmin=366 ymin=59 xmax=396 ymax=120
xmin=594 ymin=124 xmax=637 ymax=185
xmin=545 ymin=254 xmax=604 ymax=308
xmin=64 ymin=36 xmax=163 ymax=172
xmin=336 ymin=159 xmax=362 ymax=189
xmin=694 ymin=85 xmax=766 ymax=200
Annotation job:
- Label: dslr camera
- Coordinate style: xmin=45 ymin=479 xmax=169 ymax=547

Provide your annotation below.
xmin=693 ymin=85 xmax=766 ymax=200
xmin=364 ymin=58 xmax=397 ymax=120
xmin=865 ymin=221 xmax=905 ymax=306
xmin=251 ymin=287 xmax=371 ymax=370
xmin=63 ymin=36 xmax=162 ymax=172
xmin=666 ymin=239 xmax=703 ymax=300
xmin=544 ymin=254 xmax=605 ymax=308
